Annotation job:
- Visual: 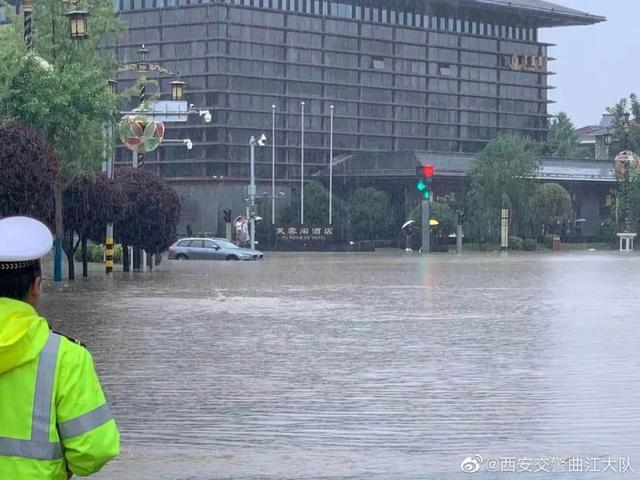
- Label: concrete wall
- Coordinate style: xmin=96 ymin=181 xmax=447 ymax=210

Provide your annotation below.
xmin=172 ymin=182 xmax=292 ymax=236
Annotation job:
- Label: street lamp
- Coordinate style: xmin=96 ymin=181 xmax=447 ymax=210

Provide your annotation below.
xmin=604 ymin=110 xmax=637 ymax=233
xmin=249 ymin=134 xmax=267 ymax=250
xmin=64 ymin=2 xmax=90 ymax=40
xmin=138 ymin=44 xmax=149 ymax=63
xmin=170 ymin=77 xmax=186 ymax=101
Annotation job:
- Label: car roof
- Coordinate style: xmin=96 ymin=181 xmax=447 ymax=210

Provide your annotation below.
xmin=177 ymin=237 xmax=230 ymax=242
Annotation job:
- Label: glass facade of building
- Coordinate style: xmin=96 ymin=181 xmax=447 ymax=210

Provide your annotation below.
xmin=114 ymin=0 xmax=597 ymax=181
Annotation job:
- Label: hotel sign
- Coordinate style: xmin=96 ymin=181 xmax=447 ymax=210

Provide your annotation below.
xmin=505 ymin=54 xmax=547 ymax=73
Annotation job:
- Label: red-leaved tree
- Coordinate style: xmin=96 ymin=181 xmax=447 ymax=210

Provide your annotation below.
xmin=63 ymin=173 xmax=126 ymax=279
xmin=114 ymin=167 xmax=181 ymax=271
xmin=0 ymin=123 xmax=58 ymax=225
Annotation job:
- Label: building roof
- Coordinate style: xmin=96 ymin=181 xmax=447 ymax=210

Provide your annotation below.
xmin=458 ymin=0 xmax=606 ymax=27
xmin=576 ymin=114 xmax=615 ymax=145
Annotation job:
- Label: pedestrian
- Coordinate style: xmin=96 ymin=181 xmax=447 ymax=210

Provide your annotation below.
xmin=0 ymin=217 xmax=120 ymax=479
xmin=186 ymin=224 xmax=193 ymax=237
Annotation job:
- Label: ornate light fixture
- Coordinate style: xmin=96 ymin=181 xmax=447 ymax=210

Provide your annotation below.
xmin=138 ymin=44 xmax=149 ymax=63
xmin=170 ymin=76 xmax=186 ymax=101
xmin=64 ymin=0 xmax=90 ymax=40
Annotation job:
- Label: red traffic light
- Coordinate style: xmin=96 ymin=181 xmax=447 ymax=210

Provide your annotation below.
xmin=422 ymin=165 xmax=434 ymax=177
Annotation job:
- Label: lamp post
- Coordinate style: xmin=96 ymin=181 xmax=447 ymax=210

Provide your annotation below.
xmin=249 ymin=134 xmax=267 ymax=250
xmin=300 ymin=101 xmax=305 ymax=225
xmin=329 ymin=105 xmax=334 ymax=225
xmin=272 ymin=104 xmax=276 ymax=225
xmin=604 ymin=111 xmax=635 ymax=232
xmin=22 ymin=0 xmax=90 ymax=49
xmin=21 ymin=0 xmax=90 ymax=282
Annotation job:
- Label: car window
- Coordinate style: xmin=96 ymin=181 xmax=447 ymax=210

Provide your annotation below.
xmin=217 ymin=240 xmax=239 ymax=249
xmin=204 ymin=240 xmax=218 ymax=249
xmin=177 ymin=240 xmax=190 ymax=247
xmin=189 ymin=240 xmax=204 ymax=248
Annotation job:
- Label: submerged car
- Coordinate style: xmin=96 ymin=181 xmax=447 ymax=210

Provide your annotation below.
xmin=168 ymin=238 xmax=264 ymax=261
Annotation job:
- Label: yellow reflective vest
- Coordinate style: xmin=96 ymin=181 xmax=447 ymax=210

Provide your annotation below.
xmin=0 ymin=297 xmax=120 ymax=479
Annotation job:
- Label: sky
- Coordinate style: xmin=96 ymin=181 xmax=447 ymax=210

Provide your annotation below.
xmin=540 ymin=0 xmax=638 ymax=128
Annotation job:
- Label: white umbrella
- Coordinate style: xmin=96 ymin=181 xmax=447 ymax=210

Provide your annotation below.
xmin=402 ymin=220 xmax=416 ymax=230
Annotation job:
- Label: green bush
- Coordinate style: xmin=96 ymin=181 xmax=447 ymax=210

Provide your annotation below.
xmin=523 ymin=238 xmax=538 ymax=251
xmin=74 ymin=242 xmax=123 ymax=264
xmin=543 ymin=234 xmax=555 ymax=249
xmin=508 ymin=236 xmax=523 ymax=250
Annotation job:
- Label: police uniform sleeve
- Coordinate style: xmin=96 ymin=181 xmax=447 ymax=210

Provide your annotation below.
xmin=55 ymin=338 xmax=120 ymax=476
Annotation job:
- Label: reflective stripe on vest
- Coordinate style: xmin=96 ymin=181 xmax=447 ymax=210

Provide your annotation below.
xmin=0 ymin=333 xmax=63 ymax=460
xmin=58 ymin=404 xmax=113 ymax=440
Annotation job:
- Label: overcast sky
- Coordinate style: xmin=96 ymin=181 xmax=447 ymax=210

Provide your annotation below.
xmin=540 ymin=0 xmax=637 ymax=128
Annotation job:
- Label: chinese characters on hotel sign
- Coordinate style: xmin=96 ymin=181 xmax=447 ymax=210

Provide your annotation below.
xmin=276 ymin=226 xmax=334 ymax=243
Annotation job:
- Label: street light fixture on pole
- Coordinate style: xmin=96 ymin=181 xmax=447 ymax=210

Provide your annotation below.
xmin=604 ymin=110 xmax=637 ymax=232
xmin=21 ymin=0 xmax=90 ymax=283
xmin=249 ymin=134 xmax=267 ymax=250
xmin=329 ymin=105 xmax=334 ymax=225
xmin=300 ymin=101 xmax=305 ymax=225
xmin=272 ymin=104 xmax=276 ymax=225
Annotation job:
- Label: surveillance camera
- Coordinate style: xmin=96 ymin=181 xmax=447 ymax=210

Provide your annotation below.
xmin=185 ymin=139 xmax=193 ymax=150
xmin=204 ymin=111 xmax=212 ymax=123
xmin=189 ymin=103 xmax=195 ymax=110
xmin=257 ymin=133 xmax=267 ymax=147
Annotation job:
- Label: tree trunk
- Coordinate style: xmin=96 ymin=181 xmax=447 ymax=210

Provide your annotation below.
xmin=122 ymin=243 xmax=130 ymax=272
xmin=132 ymin=247 xmax=142 ymax=272
xmin=54 ymin=187 xmax=64 ymax=282
xmin=62 ymin=230 xmax=76 ymax=281
xmin=81 ymin=237 xmax=88 ymax=278
xmin=147 ymin=252 xmax=153 ymax=272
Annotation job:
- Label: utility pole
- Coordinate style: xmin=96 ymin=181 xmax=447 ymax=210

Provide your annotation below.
xmin=421 ymin=199 xmax=430 ymax=254
xmin=250 ymin=136 xmax=256 ymax=251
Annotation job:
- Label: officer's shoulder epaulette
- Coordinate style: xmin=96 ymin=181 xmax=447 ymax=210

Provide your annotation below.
xmin=51 ymin=330 xmax=87 ymax=348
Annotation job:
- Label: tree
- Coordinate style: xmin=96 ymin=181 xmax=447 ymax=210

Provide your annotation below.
xmin=468 ymin=134 xmax=540 ymax=244
xmin=606 ymin=95 xmax=640 ymax=154
xmin=114 ymin=168 xmax=181 ymax=267
xmin=546 ymin=112 xmax=584 ymax=158
xmin=63 ymin=173 xmax=125 ymax=279
xmin=347 ymin=187 xmax=393 ymax=241
xmin=285 ymin=180 xmax=345 ymax=226
xmin=532 ymin=183 xmax=572 ymax=235
xmin=0 ymin=0 xmax=121 ymax=279
xmin=0 ymin=123 xmax=58 ymax=224
xmin=408 ymin=201 xmax=457 ymax=249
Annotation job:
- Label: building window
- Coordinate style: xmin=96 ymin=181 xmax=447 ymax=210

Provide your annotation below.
xmin=438 ymin=63 xmax=452 ymax=76
xmin=371 ymin=57 xmax=385 ymax=70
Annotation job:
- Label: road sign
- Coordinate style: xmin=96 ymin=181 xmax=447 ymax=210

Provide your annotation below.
xmin=133 ymin=100 xmax=189 ymax=122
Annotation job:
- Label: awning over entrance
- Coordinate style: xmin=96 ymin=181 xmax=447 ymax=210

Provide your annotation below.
xmin=317 ymin=151 xmax=616 ymax=183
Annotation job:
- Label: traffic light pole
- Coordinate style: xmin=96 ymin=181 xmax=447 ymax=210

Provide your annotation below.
xmin=421 ymin=199 xmax=430 ymax=254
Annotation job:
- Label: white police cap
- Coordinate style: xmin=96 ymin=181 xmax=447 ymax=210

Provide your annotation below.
xmin=0 ymin=216 xmax=53 ymax=270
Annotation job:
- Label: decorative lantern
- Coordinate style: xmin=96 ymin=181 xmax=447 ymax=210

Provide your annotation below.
xmin=64 ymin=9 xmax=90 ymax=40
xmin=614 ymin=150 xmax=640 ymax=179
xmin=170 ymin=79 xmax=186 ymax=101
xmin=118 ymin=115 xmax=165 ymax=154
xmin=138 ymin=44 xmax=149 ymax=63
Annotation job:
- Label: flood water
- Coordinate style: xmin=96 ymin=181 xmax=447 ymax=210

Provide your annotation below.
xmin=39 ymin=251 xmax=640 ymax=479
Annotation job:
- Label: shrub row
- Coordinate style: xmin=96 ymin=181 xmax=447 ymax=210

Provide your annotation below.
xmin=74 ymin=243 xmax=123 ymax=264
xmin=508 ymin=236 xmax=537 ymax=251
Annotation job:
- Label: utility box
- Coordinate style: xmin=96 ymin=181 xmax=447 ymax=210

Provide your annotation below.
xmin=552 ymin=236 xmax=561 ymax=252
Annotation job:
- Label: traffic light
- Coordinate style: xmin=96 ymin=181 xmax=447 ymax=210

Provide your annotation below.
xmin=223 ymin=209 xmax=232 ymax=223
xmin=416 ymin=165 xmax=435 ymax=200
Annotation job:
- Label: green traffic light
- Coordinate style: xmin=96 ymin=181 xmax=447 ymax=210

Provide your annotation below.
xmin=423 ymin=190 xmax=430 ymax=200
xmin=416 ymin=180 xmax=427 ymax=192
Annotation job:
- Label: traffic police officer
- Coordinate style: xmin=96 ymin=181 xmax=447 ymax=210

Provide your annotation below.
xmin=0 ymin=216 xmax=120 ymax=479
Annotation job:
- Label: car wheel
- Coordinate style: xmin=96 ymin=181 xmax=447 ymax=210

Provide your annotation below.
xmin=226 ymin=255 xmax=239 ymax=261
xmin=176 ymin=254 xmax=188 ymax=261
